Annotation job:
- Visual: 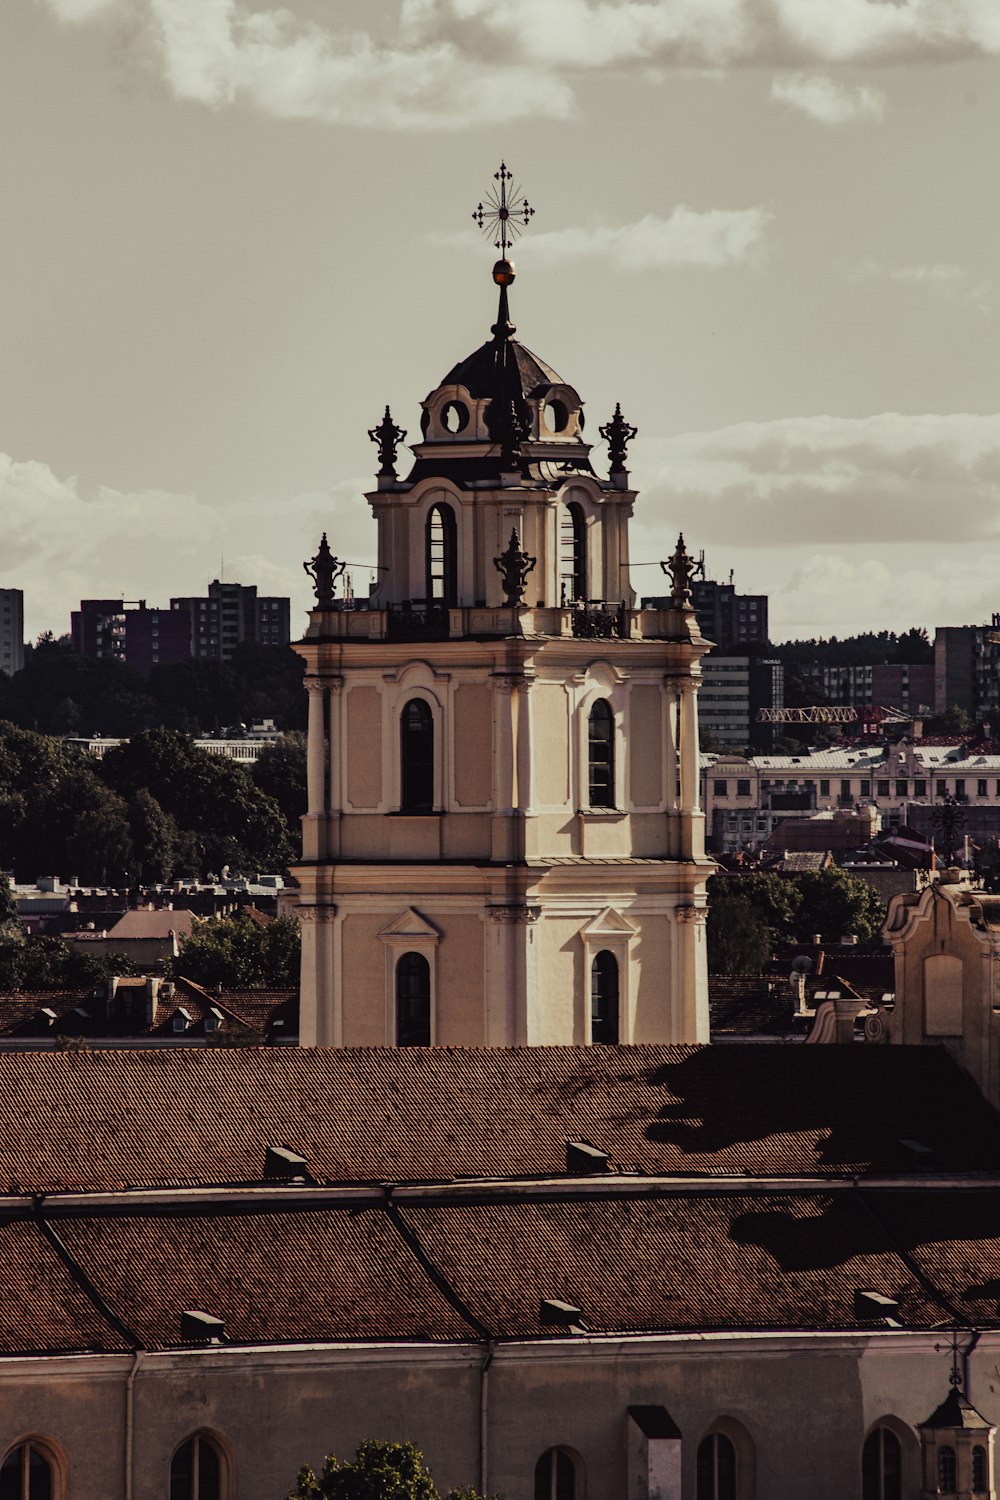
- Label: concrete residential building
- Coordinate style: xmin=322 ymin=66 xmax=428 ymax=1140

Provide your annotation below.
xmin=699 ymin=653 xmax=784 ymax=752
xmin=293 ymin=253 xmax=714 ymax=1048
xmin=935 ymin=618 xmax=1000 ymax=721
xmin=170 ymin=581 xmax=291 ymax=662
xmin=643 ymin=569 xmax=769 ymax=653
xmin=0 ymin=588 xmax=24 ymax=676
xmin=71 ymin=598 xmax=192 ymax=673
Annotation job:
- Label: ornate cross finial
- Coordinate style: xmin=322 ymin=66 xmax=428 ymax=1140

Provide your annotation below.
xmin=304 ymin=533 xmax=345 ymax=609
xmin=494 ymin=527 xmax=536 ymax=607
xmin=599 ymin=403 xmax=638 ymax=476
xmin=661 ymin=533 xmax=695 ymax=609
xmin=368 ymin=406 xmax=406 ymax=480
xmin=472 ymin=161 xmax=535 ymax=256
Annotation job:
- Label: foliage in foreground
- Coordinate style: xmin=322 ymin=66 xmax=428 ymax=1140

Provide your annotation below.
xmin=288 ymin=1439 xmax=492 ymax=1500
xmin=172 ymin=908 xmax=300 ymax=989
xmin=707 ymin=867 xmax=887 ymax=974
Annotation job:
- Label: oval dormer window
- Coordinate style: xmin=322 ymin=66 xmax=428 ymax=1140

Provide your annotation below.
xmin=441 ymin=401 xmax=469 ymax=434
xmin=544 ymin=398 xmax=569 ymax=434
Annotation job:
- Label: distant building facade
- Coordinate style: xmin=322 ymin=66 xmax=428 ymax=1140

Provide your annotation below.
xmin=643 ymin=566 xmax=768 ymax=653
xmin=71 ymin=599 xmax=192 ymax=674
xmin=700 ymin=653 xmax=784 ymax=751
xmin=935 ymin=619 xmax=1000 ymax=721
xmin=170 ymin=581 xmax=290 ymax=662
xmin=0 ymin=588 xmax=24 ymax=676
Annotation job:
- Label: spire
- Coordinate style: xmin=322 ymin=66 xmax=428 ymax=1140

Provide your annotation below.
xmin=470 ymin=163 xmax=536 ymax=471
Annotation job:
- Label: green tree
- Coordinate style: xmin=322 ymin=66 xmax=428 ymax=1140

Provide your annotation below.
xmin=706 ymin=886 xmax=773 ymax=974
xmin=287 ymin=1440 xmax=489 ymax=1500
xmin=251 ymin=733 xmax=307 ymax=836
xmin=173 ymin=910 xmax=300 ymax=988
xmin=791 ymin=867 xmax=886 ymax=945
xmin=127 ymin=788 xmax=178 ymax=885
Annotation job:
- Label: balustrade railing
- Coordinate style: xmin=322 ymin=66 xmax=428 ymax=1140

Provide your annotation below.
xmin=570 ymin=601 xmax=627 ymax=639
xmin=386 ymin=602 xmax=450 ymax=641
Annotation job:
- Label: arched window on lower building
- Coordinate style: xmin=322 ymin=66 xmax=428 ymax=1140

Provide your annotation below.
xmin=862 ymin=1426 xmax=902 ymax=1500
xmin=400 ymin=698 xmax=434 ymax=812
xmin=0 ymin=1442 xmax=60 ymax=1500
xmin=170 ymin=1433 xmax=226 ymax=1500
xmin=396 ymin=951 xmax=431 ymax=1046
xmin=938 ymin=1446 xmax=957 ymax=1494
xmin=973 ymin=1445 xmax=988 ymax=1494
xmin=534 ymin=1448 xmax=580 ymax=1500
xmin=587 ymin=699 xmax=615 ymax=808
xmin=590 ymin=950 xmax=619 ymax=1044
xmin=697 ymin=1432 xmax=737 ymax=1500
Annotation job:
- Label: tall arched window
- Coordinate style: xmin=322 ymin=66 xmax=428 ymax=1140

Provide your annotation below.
xmin=590 ymin=950 xmax=619 ymax=1045
xmin=588 ymin=700 xmax=615 ymax=808
xmin=560 ymin=502 xmax=586 ymax=604
xmin=400 ymin=699 xmax=434 ymax=811
xmin=426 ymin=503 xmax=457 ymax=607
xmin=973 ymin=1445 xmax=988 ymax=1493
xmin=396 ymin=952 xmax=431 ymax=1046
xmin=170 ymin=1433 xmax=224 ymax=1500
xmin=534 ymin=1448 xmax=578 ymax=1500
xmin=697 ymin=1432 xmax=737 ymax=1500
xmin=862 ymin=1426 xmax=902 ymax=1500
xmin=0 ymin=1443 xmax=57 ymax=1500
xmin=939 ymin=1446 xmax=957 ymax=1494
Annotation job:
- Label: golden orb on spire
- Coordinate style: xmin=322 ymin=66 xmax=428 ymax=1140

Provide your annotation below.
xmin=493 ymin=258 xmax=516 ymax=286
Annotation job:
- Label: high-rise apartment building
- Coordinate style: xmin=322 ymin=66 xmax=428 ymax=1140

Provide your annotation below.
xmin=0 ymin=589 xmax=24 ymax=676
xmin=71 ymin=599 xmax=192 ymax=674
xmin=170 ymin=581 xmax=291 ymax=661
xmin=643 ymin=566 xmax=768 ymax=653
xmin=935 ymin=619 xmax=1000 ymax=722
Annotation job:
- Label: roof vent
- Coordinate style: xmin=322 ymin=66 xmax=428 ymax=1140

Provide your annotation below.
xmin=264 ymin=1145 xmax=309 ymax=1182
xmin=540 ymin=1298 xmax=585 ymax=1332
xmin=180 ymin=1308 xmax=225 ymax=1344
xmin=565 ymin=1140 xmax=612 ymax=1175
xmin=854 ymin=1290 xmax=901 ymax=1326
xmin=897 ymin=1138 xmax=935 ymax=1169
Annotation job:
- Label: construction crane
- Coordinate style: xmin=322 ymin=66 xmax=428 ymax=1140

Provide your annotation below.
xmin=757 ymin=705 xmax=910 ymax=727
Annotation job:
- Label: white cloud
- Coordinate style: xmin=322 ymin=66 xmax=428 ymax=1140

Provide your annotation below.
xmin=0 ymin=453 xmax=376 ymax=641
xmin=770 ymin=73 xmax=885 ymax=125
xmin=889 ymin=263 xmax=966 ymax=284
xmin=631 ymin=412 xmax=1000 ymax=550
xmin=525 ymin=206 xmax=772 ymax=270
xmin=773 ymin=552 xmax=1000 ymax=639
xmin=39 ymin=0 xmax=1000 ymax=130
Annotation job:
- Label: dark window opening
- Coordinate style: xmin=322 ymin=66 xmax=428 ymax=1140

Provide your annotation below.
xmin=591 ymin=950 xmax=619 ymax=1045
xmin=426 ymin=503 xmax=457 ymax=607
xmin=170 ymin=1435 xmax=222 ymax=1500
xmin=401 ymin=699 xmax=434 ymax=811
xmin=560 ymin=502 xmax=586 ymax=604
xmin=697 ymin=1432 xmax=737 ymax=1500
xmin=534 ymin=1449 xmax=576 ymax=1500
xmin=0 ymin=1445 xmax=54 ymax=1500
xmin=973 ymin=1445 xmax=987 ymax=1493
xmin=588 ymin=699 xmax=615 ymax=808
xmin=396 ymin=952 xmax=431 ymax=1046
xmin=939 ymin=1446 xmax=957 ymax=1494
xmin=862 ymin=1426 xmax=901 ymax=1500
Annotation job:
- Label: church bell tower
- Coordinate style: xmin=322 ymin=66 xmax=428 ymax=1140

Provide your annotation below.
xmin=292 ymin=165 xmax=714 ymax=1048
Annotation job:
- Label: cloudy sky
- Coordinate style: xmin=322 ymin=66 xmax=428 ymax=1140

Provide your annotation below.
xmin=1 ymin=0 xmax=998 ymax=643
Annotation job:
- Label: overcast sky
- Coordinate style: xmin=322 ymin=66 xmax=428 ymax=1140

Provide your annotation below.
xmin=1 ymin=0 xmax=998 ymax=644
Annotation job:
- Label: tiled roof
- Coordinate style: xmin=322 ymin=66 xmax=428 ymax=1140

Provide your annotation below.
xmin=0 ymin=1045 xmax=995 ymax=1193
xmin=107 ymin=908 xmax=199 ymax=940
xmin=0 ymin=1215 xmax=130 ymax=1355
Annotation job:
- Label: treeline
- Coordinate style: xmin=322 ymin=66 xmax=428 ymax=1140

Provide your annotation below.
xmin=0 ymin=637 xmax=306 ymax=738
xmin=0 ymin=724 xmax=306 ymax=886
xmin=707 ymin=868 xmax=886 ymax=974
xmin=772 ymin=628 xmax=932 ymax=667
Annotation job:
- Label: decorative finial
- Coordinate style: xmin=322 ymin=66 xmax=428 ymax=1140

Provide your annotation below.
xmin=368 ymin=406 xmax=406 ymax=480
xmin=661 ymin=533 xmax=695 ymax=609
xmin=472 ymin=161 xmax=535 ymax=259
xmin=599 ymin=403 xmax=638 ymax=476
xmin=304 ymin=533 xmax=345 ymax=609
xmin=494 ymin=527 xmax=536 ymax=606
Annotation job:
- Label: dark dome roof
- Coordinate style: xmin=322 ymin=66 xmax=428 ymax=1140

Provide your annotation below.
xmin=441 ymin=338 xmax=566 ymax=400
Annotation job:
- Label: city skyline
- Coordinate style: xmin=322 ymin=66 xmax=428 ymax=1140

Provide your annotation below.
xmin=1 ymin=1 xmax=998 ymax=643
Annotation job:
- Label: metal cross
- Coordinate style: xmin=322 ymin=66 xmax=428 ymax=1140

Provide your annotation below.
xmin=472 ymin=161 xmax=535 ymax=255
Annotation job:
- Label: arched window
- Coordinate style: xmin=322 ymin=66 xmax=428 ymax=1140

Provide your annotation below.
xmin=170 ymin=1433 xmax=224 ymax=1500
xmin=588 ymin=700 xmax=615 ymax=808
xmin=973 ymin=1446 xmax=988 ymax=1493
xmin=862 ymin=1426 xmax=902 ymax=1500
xmin=560 ymin=502 xmax=586 ymax=604
xmin=0 ymin=1443 xmax=56 ymax=1500
xmin=590 ymin=950 xmax=619 ymax=1045
xmin=400 ymin=699 xmax=434 ymax=811
xmin=938 ymin=1446 xmax=957 ymax=1494
xmin=697 ymin=1432 xmax=737 ymax=1500
xmin=396 ymin=952 xmax=431 ymax=1046
xmin=534 ymin=1448 xmax=578 ymax=1500
xmin=426 ymin=503 xmax=457 ymax=608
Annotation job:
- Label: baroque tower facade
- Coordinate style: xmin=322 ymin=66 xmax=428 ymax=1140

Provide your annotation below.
xmin=293 ymin=237 xmax=713 ymax=1047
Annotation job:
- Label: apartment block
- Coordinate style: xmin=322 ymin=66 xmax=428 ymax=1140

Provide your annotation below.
xmin=71 ymin=599 xmax=192 ymax=674
xmin=170 ymin=580 xmax=291 ymax=662
xmin=0 ymin=588 xmax=24 ymax=676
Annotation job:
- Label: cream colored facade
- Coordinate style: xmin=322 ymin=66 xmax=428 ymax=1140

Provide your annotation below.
xmin=292 ymin=268 xmax=713 ymax=1047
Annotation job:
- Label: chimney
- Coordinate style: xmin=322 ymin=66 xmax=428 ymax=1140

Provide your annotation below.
xmin=180 ymin=1309 xmax=225 ymax=1344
